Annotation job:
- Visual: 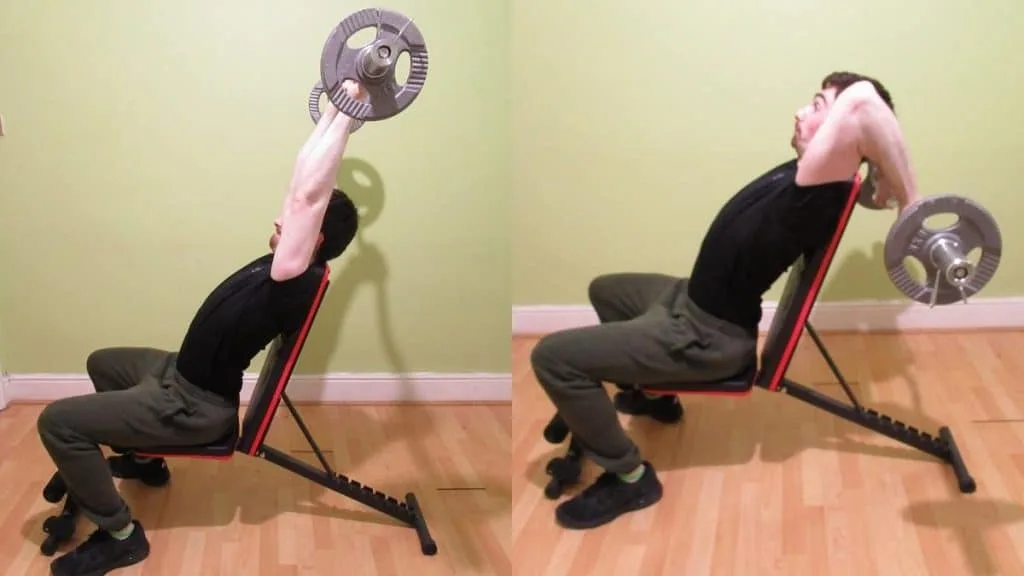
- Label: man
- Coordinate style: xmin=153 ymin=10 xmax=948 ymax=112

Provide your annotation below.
xmin=36 ymin=80 xmax=368 ymax=575
xmin=530 ymin=71 xmax=921 ymax=530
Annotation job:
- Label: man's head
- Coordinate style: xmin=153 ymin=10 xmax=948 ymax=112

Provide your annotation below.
xmin=791 ymin=71 xmax=895 ymax=156
xmin=269 ymin=189 xmax=359 ymax=264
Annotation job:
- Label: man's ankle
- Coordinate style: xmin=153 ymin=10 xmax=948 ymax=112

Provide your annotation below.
xmin=617 ymin=464 xmax=646 ymax=483
xmin=109 ymin=521 xmax=135 ymax=540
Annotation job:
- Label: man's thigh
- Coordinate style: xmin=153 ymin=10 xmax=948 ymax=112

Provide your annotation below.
xmin=589 ymin=273 xmax=683 ymax=322
xmin=40 ymin=380 xmax=230 ymax=449
xmin=87 ymin=347 xmax=173 ymax=394
xmin=532 ymin=309 xmax=715 ymax=387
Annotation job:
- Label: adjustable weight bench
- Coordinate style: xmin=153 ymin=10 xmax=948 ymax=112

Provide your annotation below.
xmin=38 ymin=263 xmax=438 ymax=558
xmin=541 ymin=175 xmax=976 ymax=499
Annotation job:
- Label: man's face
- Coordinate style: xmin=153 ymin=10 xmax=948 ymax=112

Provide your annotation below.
xmin=791 ymin=86 xmax=838 ymax=156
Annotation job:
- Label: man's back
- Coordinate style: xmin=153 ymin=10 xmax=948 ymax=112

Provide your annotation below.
xmin=176 ymin=254 xmax=324 ymax=403
xmin=687 ymin=159 xmax=852 ymax=334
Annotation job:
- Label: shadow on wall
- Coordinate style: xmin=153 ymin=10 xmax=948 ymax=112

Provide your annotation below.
xmin=297 ymin=156 xmax=409 ymax=381
xmin=819 ymin=239 xmax=913 ymax=321
xmin=813 ymin=239 xmax=922 ymax=444
xmin=285 ymin=157 xmax=439 ymax=492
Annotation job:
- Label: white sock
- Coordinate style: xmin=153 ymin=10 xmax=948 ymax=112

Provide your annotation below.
xmin=110 ymin=522 xmax=135 ymax=540
xmin=617 ymin=464 xmax=646 ymax=483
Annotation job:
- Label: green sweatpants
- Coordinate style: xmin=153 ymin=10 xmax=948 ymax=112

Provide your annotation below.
xmin=530 ymin=273 xmax=757 ymax=473
xmin=36 ymin=347 xmax=237 ymax=531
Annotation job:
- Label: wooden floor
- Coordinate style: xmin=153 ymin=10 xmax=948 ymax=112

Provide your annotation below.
xmin=513 ymin=331 xmax=1024 ymax=576
xmin=4 ymin=331 xmax=1024 ymax=575
xmin=0 ymin=401 xmax=511 ymax=575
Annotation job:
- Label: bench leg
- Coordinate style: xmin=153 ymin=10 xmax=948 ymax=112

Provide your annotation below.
xmin=40 ymin=496 xmax=80 ymax=556
xmin=259 ymin=445 xmax=438 ymax=555
xmin=780 ymin=378 xmax=976 ymax=493
xmin=541 ymin=414 xmax=583 ymax=499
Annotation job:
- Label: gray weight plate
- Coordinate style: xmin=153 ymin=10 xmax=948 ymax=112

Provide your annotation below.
xmin=319 ymin=8 xmax=428 ymax=123
xmin=308 ymin=81 xmax=364 ymax=133
xmin=884 ymin=194 xmax=1002 ymax=305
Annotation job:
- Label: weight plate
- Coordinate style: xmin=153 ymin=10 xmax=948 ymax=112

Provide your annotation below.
xmin=307 ymin=81 xmax=364 ymax=133
xmin=319 ymin=8 xmax=428 ymax=123
xmin=884 ymin=194 xmax=1002 ymax=305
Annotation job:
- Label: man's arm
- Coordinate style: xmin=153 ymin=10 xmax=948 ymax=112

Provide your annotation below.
xmin=271 ymin=82 xmax=362 ymax=281
xmin=796 ymin=81 xmax=920 ymax=209
xmin=289 ymin=103 xmax=341 ymax=190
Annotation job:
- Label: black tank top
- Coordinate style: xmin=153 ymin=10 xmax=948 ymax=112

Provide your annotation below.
xmin=686 ymin=159 xmax=852 ymax=334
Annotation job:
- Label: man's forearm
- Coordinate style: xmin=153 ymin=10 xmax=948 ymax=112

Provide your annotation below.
xmin=854 ymin=88 xmax=920 ymax=207
xmin=295 ymin=104 xmax=341 ymax=169
xmin=290 ymin=111 xmax=355 ymax=205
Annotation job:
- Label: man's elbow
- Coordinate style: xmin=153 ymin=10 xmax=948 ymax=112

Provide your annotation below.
xmin=270 ymin=256 xmax=308 ymax=282
xmin=841 ymin=81 xmax=888 ymax=115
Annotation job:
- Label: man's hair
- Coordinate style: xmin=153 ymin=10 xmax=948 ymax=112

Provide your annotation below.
xmin=316 ymin=189 xmax=358 ymax=263
xmin=821 ymin=71 xmax=895 ymax=112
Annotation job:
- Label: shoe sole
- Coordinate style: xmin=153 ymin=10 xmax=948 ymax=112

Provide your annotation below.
xmin=112 ymin=474 xmax=169 ymax=488
xmin=108 ymin=458 xmax=170 ymax=487
xmin=109 ymin=470 xmax=169 ymax=488
xmin=613 ymin=397 xmax=684 ymax=424
xmin=50 ymin=546 xmax=150 ymax=576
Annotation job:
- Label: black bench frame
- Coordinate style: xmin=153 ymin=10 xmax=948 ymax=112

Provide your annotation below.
xmin=541 ymin=175 xmax=976 ymax=499
xmin=38 ymin=263 xmax=437 ymax=557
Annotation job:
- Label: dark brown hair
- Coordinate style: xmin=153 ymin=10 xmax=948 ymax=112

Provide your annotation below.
xmin=316 ymin=189 xmax=358 ymax=263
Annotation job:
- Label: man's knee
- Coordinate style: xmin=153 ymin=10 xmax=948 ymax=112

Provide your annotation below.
xmin=531 ymin=331 xmax=580 ymax=380
xmin=37 ymin=399 xmax=74 ymax=443
xmin=530 ymin=333 xmax=561 ymax=374
xmin=531 ymin=331 xmax=598 ymax=395
xmin=85 ymin=348 xmax=117 ymax=382
xmin=587 ymin=274 xmax=621 ymax=308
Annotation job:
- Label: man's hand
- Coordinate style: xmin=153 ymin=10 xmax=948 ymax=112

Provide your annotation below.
xmin=867 ymin=167 xmax=897 ymax=209
xmin=332 ymin=79 xmax=369 ymax=111
xmin=870 ymin=165 xmax=920 ymax=211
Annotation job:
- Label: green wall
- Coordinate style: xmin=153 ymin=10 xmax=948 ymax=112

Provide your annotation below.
xmin=0 ymin=0 xmax=509 ymax=374
xmin=3 ymin=1 xmax=1022 ymax=376
xmin=511 ymin=0 xmax=1022 ymax=305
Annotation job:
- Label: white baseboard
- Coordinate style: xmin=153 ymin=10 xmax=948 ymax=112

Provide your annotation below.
xmin=0 ymin=370 xmax=9 ymax=411
xmin=5 ymin=372 xmax=511 ymax=405
xmin=512 ymin=296 xmax=1024 ymax=335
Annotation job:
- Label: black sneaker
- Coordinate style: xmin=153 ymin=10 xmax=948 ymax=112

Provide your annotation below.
xmin=49 ymin=520 xmax=150 ymax=575
xmin=107 ymin=455 xmax=170 ymax=487
xmin=613 ymin=389 xmax=684 ymax=423
xmin=554 ymin=461 xmax=663 ymax=529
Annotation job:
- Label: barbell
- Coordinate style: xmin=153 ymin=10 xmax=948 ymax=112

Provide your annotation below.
xmin=881 ymin=191 xmax=1003 ymax=307
xmin=307 ymin=7 xmax=429 ymax=130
